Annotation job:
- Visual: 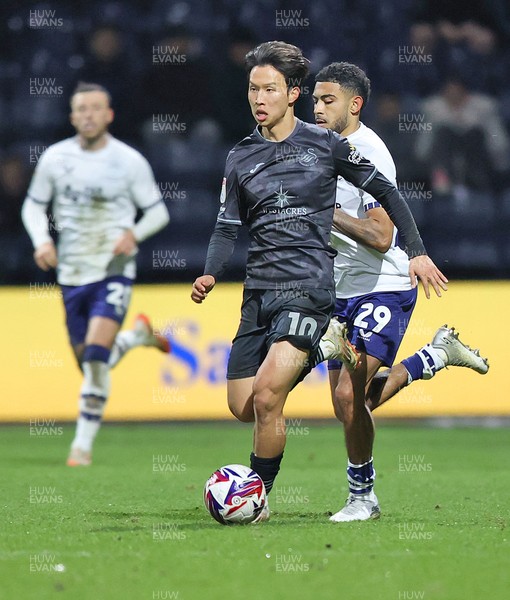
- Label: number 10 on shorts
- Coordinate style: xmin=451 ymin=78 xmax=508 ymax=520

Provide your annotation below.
xmin=287 ymin=311 xmax=318 ymax=337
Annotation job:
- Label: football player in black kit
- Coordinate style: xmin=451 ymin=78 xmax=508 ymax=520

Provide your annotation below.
xmin=191 ymin=41 xmax=447 ymax=522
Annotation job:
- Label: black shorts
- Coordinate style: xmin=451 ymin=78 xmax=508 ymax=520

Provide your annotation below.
xmin=227 ymin=287 xmax=335 ymax=380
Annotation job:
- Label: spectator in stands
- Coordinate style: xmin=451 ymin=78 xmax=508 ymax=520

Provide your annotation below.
xmin=0 ymin=154 xmax=31 ymax=282
xmin=371 ymin=92 xmax=427 ymax=185
xmin=77 ymin=25 xmax=142 ymax=143
xmin=138 ymin=26 xmax=213 ymax=133
xmin=0 ymin=154 xmax=28 ymax=234
xmin=212 ymin=28 xmax=259 ymax=144
xmin=416 ymin=76 xmax=510 ymax=194
xmin=434 ymin=20 xmax=506 ymax=95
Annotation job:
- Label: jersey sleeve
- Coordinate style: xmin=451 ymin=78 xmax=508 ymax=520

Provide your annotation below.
xmin=129 ymin=154 xmax=162 ymax=210
xmin=362 ymin=146 xmax=397 ymax=212
xmin=204 ymin=151 xmax=242 ymax=279
xmin=217 ymin=151 xmax=242 ymax=225
xmin=203 ymin=221 xmax=239 ymax=279
xmin=330 ymin=131 xmax=379 ymax=190
xmin=132 ymin=202 xmax=169 ymax=242
xmin=363 ymin=173 xmax=426 ymax=258
xmin=21 ymin=197 xmax=53 ymax=249
xmin=26 ymin=151 xmax=54 ymax=206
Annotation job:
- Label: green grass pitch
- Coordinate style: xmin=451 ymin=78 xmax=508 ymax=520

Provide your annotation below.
xmin=1 ymin=422 xmax=508 ymax=600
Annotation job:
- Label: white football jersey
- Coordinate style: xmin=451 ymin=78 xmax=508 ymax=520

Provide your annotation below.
xmin=331 ymin=122 xmax=412 ymax=298
xmin=26 ymin=135 xmax=161 ymax=286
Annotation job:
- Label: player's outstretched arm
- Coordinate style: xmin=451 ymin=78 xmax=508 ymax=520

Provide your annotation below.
xmin=333 ymin=206 xmax=393 ymax=253
xmin=331 ymin=133 xmax=427 ymax=259
xmin=348 ymin=165 xmax=448 ymax=297
xmin=409 ymin=255 xmax=448 ymax=299
xmin=191 ymin=275 xmax=216 ymax=303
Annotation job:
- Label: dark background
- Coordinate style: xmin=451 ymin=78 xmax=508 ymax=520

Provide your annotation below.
xmin=1 ymin=0 xmax=509 ymax=284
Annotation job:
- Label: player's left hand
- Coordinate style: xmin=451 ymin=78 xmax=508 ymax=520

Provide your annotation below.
xmin=113 ymin=230 xmax=138 ymax=256
xmin=409 ymin=255 xmax=448 ymax=299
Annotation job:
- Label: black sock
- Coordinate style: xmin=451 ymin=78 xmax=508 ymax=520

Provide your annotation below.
xmin=250 ymin=451 xmax=284 ymax=494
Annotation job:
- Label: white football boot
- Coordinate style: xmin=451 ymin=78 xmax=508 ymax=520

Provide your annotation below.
xmin=66 ymin=447 xmax=92 ymax=467
xmin=133 ymin=313 xmax=171 ymax=354
xmin=431 ymin=325 xmax=489 ymax=374
xmin=329 ymin=491 xmax=381 ymax=522
xmin=320 ymin=319 xmax=360 ymax=372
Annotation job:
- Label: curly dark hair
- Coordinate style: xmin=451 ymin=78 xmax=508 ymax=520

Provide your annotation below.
xmin=315 ymin=62 xmax=371 ymax=108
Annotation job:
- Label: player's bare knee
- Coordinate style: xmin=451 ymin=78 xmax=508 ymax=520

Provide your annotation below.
xmin=227 ymin=382 xmax=255 ymax=423
xmin=334 ymin=384 xmax=354 ymax=423
xmin=252 ymin=383 xmax=280 ymax=421
xmin=335 ymin=381 xmax=354 ymax=405
xmin=227 ymin=398 xmax=254 ymax=423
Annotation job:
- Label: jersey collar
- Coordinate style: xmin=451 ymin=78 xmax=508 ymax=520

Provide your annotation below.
xmin=346 ymin=122 xmax=366 ymax=142
xmin=254 ymin=118 xmax=303 ymax=144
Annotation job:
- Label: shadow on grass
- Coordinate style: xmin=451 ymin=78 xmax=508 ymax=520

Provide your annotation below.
xmin=89 ymin=509 xmax=218 ymax=531
xmin=88 ymin=509 xmax=337 ymax=530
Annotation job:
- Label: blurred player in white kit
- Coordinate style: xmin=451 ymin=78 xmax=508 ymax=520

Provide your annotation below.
xmin=22 ymin=83 xmax=170 ymax=466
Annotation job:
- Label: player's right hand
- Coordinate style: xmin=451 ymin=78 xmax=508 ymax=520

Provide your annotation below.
xmin=34 ymin=242 xmax=58 ymax=271
xmin=191 ymin=275 xmax=216 ymax=303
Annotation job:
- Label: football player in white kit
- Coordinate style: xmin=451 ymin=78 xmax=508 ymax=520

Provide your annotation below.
xmin=313 ymin=63 xmax=489 ymax=521
xmin=22 ymin=83 xmax=171 ymax=466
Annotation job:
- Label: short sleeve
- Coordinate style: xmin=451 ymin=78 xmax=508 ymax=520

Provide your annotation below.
xmin=330 ymin=131 xmax=378 ymax=190
xmin=217 ymin=151 xmax=242 ymax=225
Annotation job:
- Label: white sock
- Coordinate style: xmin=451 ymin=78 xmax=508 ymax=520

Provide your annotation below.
xmin=109 ymin=330 xmax=144 ymax=368
xmin=312 ymin=342 xmax=326 ymax=366
xmin=417 ymin=344 xmax=446 ymax=380
xmin=72 ymin=417 xmax=100 ymax=453
xmin=71 ymin=361 xmax=110 ymax=453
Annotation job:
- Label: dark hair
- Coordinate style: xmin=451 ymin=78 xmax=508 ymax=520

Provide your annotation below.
xmin=315 ymin=62 xmax=371 ymax=108
xmin=70 ymin=82 xmax=112 ymax=107
xmin=244 ymin=41 xmax=310 ymax=89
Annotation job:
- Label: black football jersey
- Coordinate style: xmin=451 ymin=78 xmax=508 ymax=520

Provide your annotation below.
xmin=217 ymin=119 xmax=412 ymax=290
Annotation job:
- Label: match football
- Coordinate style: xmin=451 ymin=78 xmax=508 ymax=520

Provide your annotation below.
xmin=204 ymin=464 xmax=267 ymax=524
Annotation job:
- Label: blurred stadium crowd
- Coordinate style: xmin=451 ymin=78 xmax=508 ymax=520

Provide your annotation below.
xmin=1 ymin=0 xmax=510 ymax=283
